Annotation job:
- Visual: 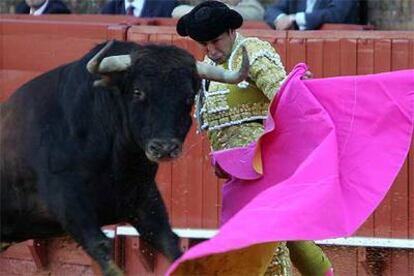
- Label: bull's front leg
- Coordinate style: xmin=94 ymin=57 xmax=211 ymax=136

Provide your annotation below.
xmin=43 ymin=174 xmax=123 ymax=276
xmin=128 ymin=181 xmax=182 ymax=261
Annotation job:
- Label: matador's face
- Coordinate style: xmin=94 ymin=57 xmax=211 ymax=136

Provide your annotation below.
xmin=199 ymin=29 xmax=236 ymax=64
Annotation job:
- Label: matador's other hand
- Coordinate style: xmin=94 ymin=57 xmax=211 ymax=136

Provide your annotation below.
xmin=214 ymin=163 xmax=230 ymax=179
xmin=301 ymin=70 xmax=313 ymax=80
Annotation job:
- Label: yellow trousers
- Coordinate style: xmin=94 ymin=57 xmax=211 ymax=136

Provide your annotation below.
xmin=173 ymin=242 xmax=280 ymax=276
xmin=172 ymin=241 xmax=331 ymax=276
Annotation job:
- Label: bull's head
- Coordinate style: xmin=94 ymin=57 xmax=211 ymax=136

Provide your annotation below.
xmin=87 ymin=40 xmax=249 ymax=162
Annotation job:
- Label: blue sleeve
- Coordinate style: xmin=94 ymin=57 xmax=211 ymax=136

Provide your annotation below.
xmin=304 ymin=0 xmax=358 ymax=30
xmin=264 ymin=0 xmax=290 ymax=28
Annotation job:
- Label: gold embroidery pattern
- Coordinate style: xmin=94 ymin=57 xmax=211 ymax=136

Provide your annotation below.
xmin=229 ymin=36 xmax=286 ymax=100
xmin=199 ymin=34 xmax=286 ymax=132
xmin=208 ymin=121 xmax=264 ymax=151
xmin=202 ymin=102 xmax=268 ymax=131
xmin=264 ymin=243 xmax=292 ymax=276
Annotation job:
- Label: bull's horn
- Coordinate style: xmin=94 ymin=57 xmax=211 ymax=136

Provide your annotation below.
xmin=86 ymin=40 xmax=132 ymax=74
xmin=196 ymin=46 xmax=249 ymax=84
xmin=94 ymin=55 xmax=132 ymax=73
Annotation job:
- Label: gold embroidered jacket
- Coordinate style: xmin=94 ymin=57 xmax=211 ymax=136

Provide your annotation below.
xmin=197 ymin=33 xmax=286 ymax=132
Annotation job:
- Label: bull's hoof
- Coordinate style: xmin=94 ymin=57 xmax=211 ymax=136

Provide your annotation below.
xmin=104 ymin=261 xmax=124 ymax=276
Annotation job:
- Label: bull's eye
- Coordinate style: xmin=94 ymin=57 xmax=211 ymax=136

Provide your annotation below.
xmin=133 ymin=88 xmax=146 ymax=101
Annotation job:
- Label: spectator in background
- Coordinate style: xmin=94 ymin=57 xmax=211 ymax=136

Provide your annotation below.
xmin=101 ymin=0 xmax=178 ymax=17
xmin=15 ymin=0 xmax=71 ymax=15
xmin=172 ymin=0 xmax=264 ymax=21
xmin=264 ymin=0 xmax=360 ymax=30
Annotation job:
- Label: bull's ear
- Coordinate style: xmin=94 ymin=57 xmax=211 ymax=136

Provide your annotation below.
xmin=92 ymin=75 xmax=112 ymax=87
xmin=93 ymin=72 xmax=126 ymax=88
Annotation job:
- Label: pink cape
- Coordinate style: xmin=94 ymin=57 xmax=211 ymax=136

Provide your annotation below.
xmin=167 ymin=64 xmax=414 ymax=275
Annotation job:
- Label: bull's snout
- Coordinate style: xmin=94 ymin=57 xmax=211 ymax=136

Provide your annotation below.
xmin=145 ymin=138 xmax=182 ymax=162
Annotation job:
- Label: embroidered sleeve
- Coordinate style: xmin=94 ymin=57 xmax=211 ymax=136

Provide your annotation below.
xmin=249 ymin=54 xmax=286 ymax=100
xmin=229 ymin=38 xmax=287 ymax=100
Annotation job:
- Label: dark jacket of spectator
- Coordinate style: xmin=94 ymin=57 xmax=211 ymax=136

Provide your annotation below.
xmin=101 ymin=0 xmax=178 ymax=17
xmin=264 ymin=0 xmax=359 ymax=30
xmin=15 ymin=0 xmax=71 ymax=14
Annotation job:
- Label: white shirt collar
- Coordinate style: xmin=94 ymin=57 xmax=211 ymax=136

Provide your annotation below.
xmin=30 ymin=0 xmax=49 ymax=15
xmin=306 ymin=0 xmax=317 ymax=13
xmin=124 ymin=0 xmax=145 ymax=17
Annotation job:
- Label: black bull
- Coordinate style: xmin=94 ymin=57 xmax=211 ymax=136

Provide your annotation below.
xmin=0 ymin=40 xmax=248 ymax=275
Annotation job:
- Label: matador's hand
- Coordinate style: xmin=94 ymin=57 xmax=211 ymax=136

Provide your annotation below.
xmin=301 ymin=70 xmax=313 ymax=80
xmin=214 ymin=163 xmax=230 ymax=179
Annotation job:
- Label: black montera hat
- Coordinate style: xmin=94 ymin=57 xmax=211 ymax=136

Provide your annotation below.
xmin=176 ymin=1 xmax=243 ymax=42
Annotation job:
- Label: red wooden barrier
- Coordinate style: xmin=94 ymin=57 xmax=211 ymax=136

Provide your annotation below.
xmin=318 ymin=23 xmax=375 ymax=31
xmin=147 ymin=17 xmax=271 ymax=30
xmin=0 ymin=18 xmax=129 ymax=102
xmin=0 ymin=14 xmax=144 ymax=24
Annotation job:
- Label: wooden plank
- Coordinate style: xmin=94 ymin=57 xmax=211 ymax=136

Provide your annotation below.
xmin=322 ymin=246 xmax=357 ymax=276
xmin=149 ymin=33 xmax=173 ymax=44
xmin=286 ymin=38 xmax=306 ymax=72
xmin=356 ymin=215 xmax=374 ymax=237
xmin=126 ymin=29 xmax=149 ymax=43
xmin=0 ymin=70 xmax=41 ymax=102
xmin=356 ymin=213 xmax=375 ymax=237
xmin=289 ymin=30 xmax=414 ymax=40
xmin=366 ymin=248 xmax=390 ymax=276
xmin=273 ymin=37 xmax=288 ymax=67
xmin=305 ymin=39 xmax=323 ymax=78
xmin=217 ymin=179 xmax=225 ymax=225
xmin=171 ymin=125 xmax=203 ymax=228
xmin=183 ymin=125 xmax=204 ymax=228
xmin=374 ymin=190 xmax=393 ymax=237
xmin=2 ymin=21 xmax=111 ymax=72
xmin=171 ymin=156 xmax=189 ymax=227
xmin=373 ymin=39 xmax=392 ymax=73
xmin=390 ymin=249 xmax=410 ymax=276
xmin=389 ymin=40 xmax=411 ymax=239
xmin=356 ymin=38 xmax=374 ymax=75
xmin=201 ymin=135 xmax=220 ymax=228
xmin=339 ymin=39 xmax=357 ymax=76
xmin=123 ymin=237 xmax=147 ymax=276
xmin=409 ymin=249 xmax=414 ymax=276
xmin=391 ymin=161 xmax=409 ymax=238
xmin=156 ymin=163 xmax=172 ymax=216
xmin=322 ymin=39 xmax=341 ymax=77
xmin=409 ymin=134 xmax=414 ymax=239
xmin=106 ymin=24 xmax=128 ymax=41
xmin=410 ymin=40 xmax=414 ymax=68
xmin=372 ymin=38 xmax=392 ymax=238
xmin=391 ymin=39 xmax=410 ymax=71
